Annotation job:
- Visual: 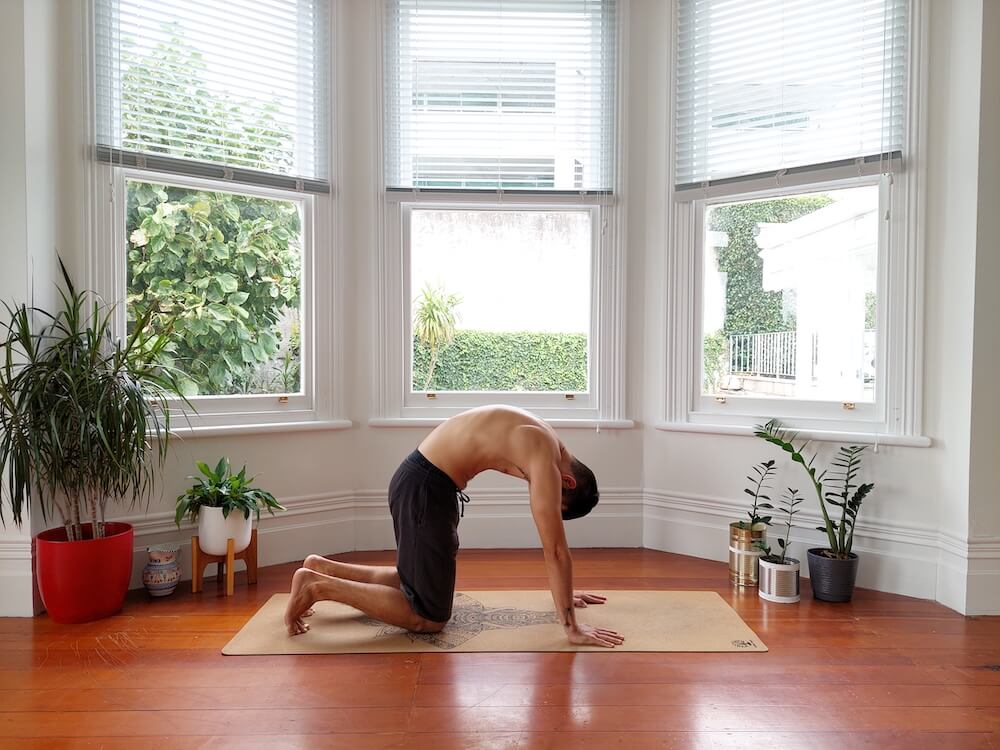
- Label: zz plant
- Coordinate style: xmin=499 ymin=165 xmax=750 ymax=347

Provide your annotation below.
xmin=737 ymin=459 xmax=776 ymax=529
xmin=756 ymin=488 xmax=804 ymax=564
xmin=755 ymin=419 xmax=875 ymax=559
xmin=0 ymin=261 xmax=182 ymax=540
xmin=175 ymin=458 xmax=285 ymax=527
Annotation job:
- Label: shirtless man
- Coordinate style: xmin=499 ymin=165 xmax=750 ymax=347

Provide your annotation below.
xmin=283 ymin=405 xmax=624 ymax=648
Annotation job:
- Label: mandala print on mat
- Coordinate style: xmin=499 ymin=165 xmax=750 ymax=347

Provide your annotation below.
xmin=359 ymin=592 xmax=560 ymax=650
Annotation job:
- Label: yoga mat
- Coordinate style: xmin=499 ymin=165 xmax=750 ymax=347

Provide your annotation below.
xmin=223 ymin=590 xmax=767 ymax=654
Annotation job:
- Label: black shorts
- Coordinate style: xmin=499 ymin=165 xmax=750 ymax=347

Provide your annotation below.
xmin=389 ymin=450 xmax=462 ymax=623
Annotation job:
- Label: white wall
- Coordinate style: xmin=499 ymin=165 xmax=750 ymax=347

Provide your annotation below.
xmin=1 ymin=0 xmax=996 ymax=617
xmin=0 ymin=0 xmax=35 ymax=618
xmin=967 ymin=0 xmax=1000 ymax=613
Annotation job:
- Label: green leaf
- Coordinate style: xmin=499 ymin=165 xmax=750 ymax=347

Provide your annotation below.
xmin=241 ymin=255 xmax=257 ymax=277
xmin=217 ymin=273 xmax=239 ymax=294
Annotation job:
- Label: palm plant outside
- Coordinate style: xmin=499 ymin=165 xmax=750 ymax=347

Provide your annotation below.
xmin=413 ymin=283 xmax=462 ymax=390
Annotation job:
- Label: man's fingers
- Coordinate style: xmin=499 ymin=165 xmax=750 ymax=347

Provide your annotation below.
xmin=594 ymin=629 xmax=624 ymax=643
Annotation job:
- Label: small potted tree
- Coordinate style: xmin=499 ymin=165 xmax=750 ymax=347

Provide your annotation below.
xmin=0 ymin=262 xmax=183 ymax=623
xmin=174 ymin=458 xmax=284 ymax=555
xmin=756 ymin=488 xmax=804 ymax=603
xmin=729 ymin=459 xmax=775 ymax=586
xmin=755 ymin=420 xmax=875 ymax=602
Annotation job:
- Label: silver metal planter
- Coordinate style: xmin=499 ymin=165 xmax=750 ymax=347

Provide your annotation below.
xmin=729 ymin=522 xmax=767 ymax=586
xmin=758 ymin=556 xmax=801 ymax=603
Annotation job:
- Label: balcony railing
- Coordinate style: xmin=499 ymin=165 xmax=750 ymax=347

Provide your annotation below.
xmin=726 ymin=330 xmax=875 ymax=383
xmin=728 ymin=331 xmax=796 ymax=380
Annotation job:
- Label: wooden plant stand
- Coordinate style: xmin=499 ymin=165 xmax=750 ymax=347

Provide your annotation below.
xmin=191 ymin=529 xmax=258 ymax=596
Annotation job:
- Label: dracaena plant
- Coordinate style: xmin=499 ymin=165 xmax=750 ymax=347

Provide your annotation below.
xmin=755 ymin=419 xmax=875 ymax=559
xmin=0 ymin=260 xmax=184 ymax=540
xmin=737 ymin=459 xmax=776 ymax=529
xmin=174 ymin=458 xmax=285 ymax=527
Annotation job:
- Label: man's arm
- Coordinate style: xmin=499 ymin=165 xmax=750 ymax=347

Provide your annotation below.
xmin=528 ymin=458 xmax=623 ymax=648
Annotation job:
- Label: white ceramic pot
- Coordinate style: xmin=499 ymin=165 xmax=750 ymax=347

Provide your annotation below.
xmin=197 ymin=506 xmax=252 ymax=556
xmin=758 ymin=556 xmax=801 ymax=603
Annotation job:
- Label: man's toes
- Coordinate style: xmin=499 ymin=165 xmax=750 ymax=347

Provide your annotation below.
xmin=303 ymin=608 xmax=315 ymax=617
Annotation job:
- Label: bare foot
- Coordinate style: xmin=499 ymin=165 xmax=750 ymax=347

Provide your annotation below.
xmin=284 ymin=568 xmax=318 ymax=636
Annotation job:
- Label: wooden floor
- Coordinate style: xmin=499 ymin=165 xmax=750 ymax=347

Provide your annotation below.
xmin=1 ymin=548 xmax=999 ymax=749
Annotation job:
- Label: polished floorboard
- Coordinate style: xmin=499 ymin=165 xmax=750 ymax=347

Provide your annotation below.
xmin=1 ymin=548 xmax=999 ymax=749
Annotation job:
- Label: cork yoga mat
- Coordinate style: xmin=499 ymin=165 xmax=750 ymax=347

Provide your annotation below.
xmin=222 ymin=590 xmax=767 ymax=655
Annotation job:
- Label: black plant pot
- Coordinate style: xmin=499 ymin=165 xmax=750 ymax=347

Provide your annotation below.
xmin=806 ymin=548 xmax=859 ymax=602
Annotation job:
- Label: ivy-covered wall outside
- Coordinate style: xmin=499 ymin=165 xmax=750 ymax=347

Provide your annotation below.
xmin=413 ymin=331 xmax=588 ymax=392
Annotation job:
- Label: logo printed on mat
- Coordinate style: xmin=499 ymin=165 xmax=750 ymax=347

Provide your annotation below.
xmin=731 ymin=639 xmax=758 ymax=648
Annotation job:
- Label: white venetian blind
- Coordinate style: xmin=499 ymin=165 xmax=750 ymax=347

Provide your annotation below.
xmin=384 ymin=0 xmax=617 ymax=192
xmin=675 ymin=0 xmax=908 ymax=190
xmin=95 ymin=0 xmax=330 ymax=193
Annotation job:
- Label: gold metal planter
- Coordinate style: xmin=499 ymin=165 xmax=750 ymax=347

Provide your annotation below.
xmin=729 ymin=522 xmax=767 ymax=586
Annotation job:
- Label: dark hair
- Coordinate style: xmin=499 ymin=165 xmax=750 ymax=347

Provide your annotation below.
xmin=561 ymin=458 xmax=599 ymax=521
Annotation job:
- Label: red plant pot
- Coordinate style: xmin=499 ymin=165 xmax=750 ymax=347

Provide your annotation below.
xmin=35 ymin=522 xmax=134 ymax=624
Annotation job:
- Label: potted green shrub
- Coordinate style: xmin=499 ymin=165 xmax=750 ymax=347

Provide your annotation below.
xmin=756 ymin=488 xmax=804 ymax=603
xmin=755 ymin=419 xmax=875 ymax=602
xmin=729 ymin=459 xmax=775 ymax=587
xmin=0 ymin=263 xmax=182 ymax=623
xmin=174 ymin=458 xmax=284 ymax=556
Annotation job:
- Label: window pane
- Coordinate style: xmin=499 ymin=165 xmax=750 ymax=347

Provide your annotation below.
xmin=96 ymin=0 xmax=330 ymax=182
xmin=675 ymin=0 xmax=908 ymax=185
xmin=126 ymin=179 xmax=303 ymax=397
xmin=702 ymin=185 xmax=878 ymax=403
xmin=384 ymin=0 xmax=618 ymax=191
xmin=410 ymin=209 xmax=590 ymax=392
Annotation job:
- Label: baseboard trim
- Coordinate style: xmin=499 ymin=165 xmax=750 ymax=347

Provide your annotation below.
xmin=4 ymin=488 xmax=996 ymax=616
xmin=0 ymin=539 xmax=35 ymax=617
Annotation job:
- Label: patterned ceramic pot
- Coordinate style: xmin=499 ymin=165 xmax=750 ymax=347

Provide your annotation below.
xmin=143 ymin=544 xmax=181 ymax=597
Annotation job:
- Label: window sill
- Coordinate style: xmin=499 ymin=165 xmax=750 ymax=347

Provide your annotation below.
xmin=370 ymin=417 xmax=635 ymax=429
xmin=654 ymin=421 xmax=932 ymax=447
xmin=153 ymin=419 xmax=353 ymax=439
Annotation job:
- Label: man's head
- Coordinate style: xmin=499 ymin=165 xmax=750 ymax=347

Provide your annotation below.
xmin=560 ymin=457 xmax=599 ymax=521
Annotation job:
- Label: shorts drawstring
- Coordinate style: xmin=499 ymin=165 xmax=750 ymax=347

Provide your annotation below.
xmin=457 ymin=490 xmax=471 ymax=518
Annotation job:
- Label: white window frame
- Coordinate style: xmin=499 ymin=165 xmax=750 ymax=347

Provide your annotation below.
xmin=84 ymin=0 xmax=347 ymax=433
xmin=659 ymin=0 xmax=929 ymax=446
xmin=371 ymin=1 xmax=631 ymax=428
xmin=374 ymin=190 xmax=628 ymax=426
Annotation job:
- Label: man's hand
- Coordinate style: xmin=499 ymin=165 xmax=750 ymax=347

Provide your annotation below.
xmin=566 ymin=623 xmax=625 ymax=648
xmin=573 ymin=592 xmax=607 ymax=608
